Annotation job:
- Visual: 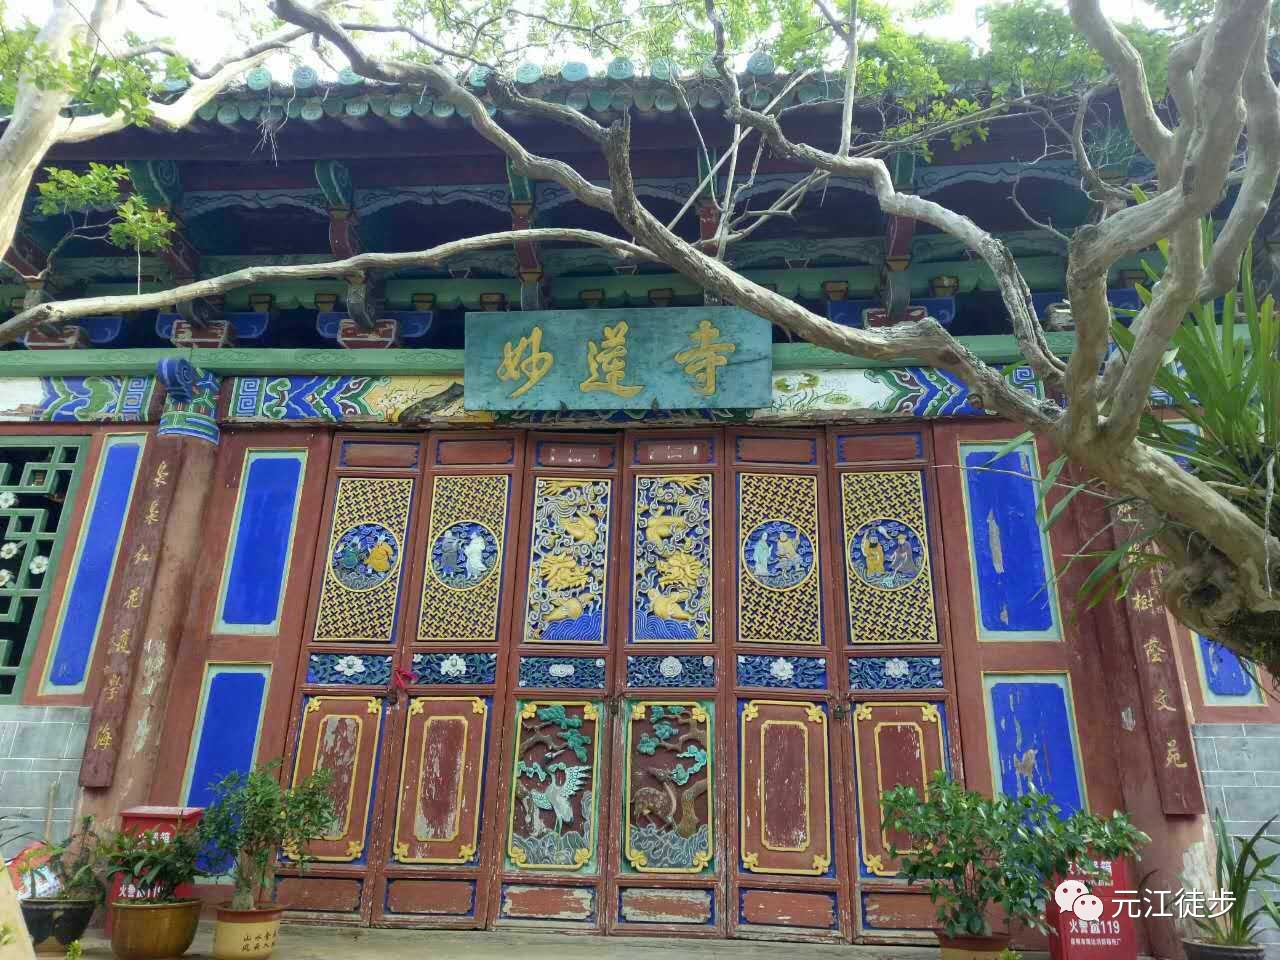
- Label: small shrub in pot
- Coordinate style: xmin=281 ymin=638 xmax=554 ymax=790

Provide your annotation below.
xmin=1182 ymin=813 xmax=1280 ymax=960
xmin=16 ymin=818 xmax=105 ymax=955
xmin=881 ymin=772 xmax=1149 ymax=960
xmin=197 ymin=761 xmax=335 ymax=960
xmin=100 ymin=824 xmax=203 ymax=960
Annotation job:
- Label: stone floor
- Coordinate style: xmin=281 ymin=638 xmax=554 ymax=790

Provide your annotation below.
xmin=75 ymin=924 xmax=946 ymax=960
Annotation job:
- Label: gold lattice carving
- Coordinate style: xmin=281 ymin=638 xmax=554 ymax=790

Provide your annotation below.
xmin=314 ymin=477 xmax=415 ymax=643
xmin=840 ymin=471 xmax=937 ymax=644
xmin=418 ymin=474 xmax=510 ymax=642
xmin=737 ymin=473 xmax=822 ymax=645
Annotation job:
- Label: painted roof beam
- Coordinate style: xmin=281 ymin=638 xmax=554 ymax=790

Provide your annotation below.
xmin=126 ymin=159 xmax=226 ymax=342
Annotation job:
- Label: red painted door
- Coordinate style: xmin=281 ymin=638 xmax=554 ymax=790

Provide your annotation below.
xmin=277 ymin=432 xmax=528 ymax=927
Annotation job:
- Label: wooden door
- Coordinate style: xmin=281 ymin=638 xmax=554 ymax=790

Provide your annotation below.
xmin=151 ymin=430 xmax=331 ymax=814
xmin=373 ymin=431 xmax=527 ymax=927
xmin=824 ymin=426 xmax=964 ymax=941
xmin=724 ymin=428 xmax=852 ymax=941
xmin=277 ymin=433 xmax=527 ymax=926
xmin=486 ymin=433 xmax=622 ymax=930
xmin=607 ymin=430 xmax=726 ymax=935
xmin=277 ymin=434 xmax=426 ymax=922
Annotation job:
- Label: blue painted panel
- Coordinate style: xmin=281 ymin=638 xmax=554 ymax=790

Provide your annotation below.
xmin=1197 ymin=635 xmax=1263 ymax=704
xmin=46 ymin=435 xmax=144 ymax=690
xmin=214 ymin=451 xmax=306 ymax=633
xmin=962 ymin=443 xmax=1060 ymax=639
xmin=984 ymin=674 xmax=1085 ymax=815
xmin=183 ymin=665 xmax=270 ymax=808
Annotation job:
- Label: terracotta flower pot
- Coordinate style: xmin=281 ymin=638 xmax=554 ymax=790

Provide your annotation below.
xmin=1183 ymin=940 xmax=1267 ymax=960
xmin=936 ymin=931 xmax=1012 ymax=960
xmin=212 ymin=904 xmax=284 ymax=960
xmin=19 ymin=898 xmax=97 ymax=955
xmin=110 ymin=898 xmax=202 ymax=960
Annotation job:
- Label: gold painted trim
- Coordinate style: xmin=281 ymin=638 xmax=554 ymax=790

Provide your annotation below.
xmin=851 ymin=699 xmax=946 ymax=878
xmin=289 ymin=696 xmax=381 ymax=864
xmin=738 ymin=699 xmax=831 ymax=876
xmin=506 ymin=699 xmax=601 ymax=872
xmin=393 ymin=696 xmax=489 ymax=865
xmin=759 ymin=719 xmax=811 ymax=852
xmin=622 ymin=699 xmax=714 ymax=874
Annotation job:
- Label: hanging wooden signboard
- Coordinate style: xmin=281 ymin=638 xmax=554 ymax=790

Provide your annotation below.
xmin=463 ymin=307 xmax=773 ymax=411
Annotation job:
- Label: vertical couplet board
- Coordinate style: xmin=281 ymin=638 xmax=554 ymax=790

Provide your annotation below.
xmin=490 ymin=433 xmax=622 ymax=930
xmin=372 ymin=431 xmax=527 ymax=928
xmin=609 ymin=431 xmax=726 ymax=936
xmin=825 ymin=427 xmax=964 ymax=941
xmin=279 ymin=434 xmax=426 ymax=924
xmin=725 ymin=429 xmax=851 ymax=942
xmin=150 ymin=430 xmax=332 ymax=810
xmin=931 ymin=422 xmax=1128 ymax=948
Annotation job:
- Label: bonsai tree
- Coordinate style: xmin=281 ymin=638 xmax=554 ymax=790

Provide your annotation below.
xmin=1187 ymin=813 xmax=1280 ymax=948
xmin=100 ymin=825 xmax=202 ymax=903
xmin=197 ymin=762 xmax=335 ymax=911
xmin=881 ymin=771 xmax=1149 ymax=938
xmin=17 ymin=817 xmax=105 ymax=902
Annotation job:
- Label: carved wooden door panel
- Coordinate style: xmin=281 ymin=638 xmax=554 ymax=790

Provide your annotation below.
xmin=391 ymin=696 xmax=488 ymax=866
xmin=725 ymin=428 xmax=853 ymax=941
xmin=738 ymin=698 xmax=832 ymax=876
xmin=608 ymin=431 xmax=726 ymax=935
xmin=825 ymin=426 xmax=964 ymax=941
xmin=288 ymin=695 xmax=384 ymax=863
xmin=372 ymin=433 xmax=526 ymax=927
xmin=279 ymin=433 xmax=527 ymax=927
xmin=487 ymin=433 xmax=622 ymax=930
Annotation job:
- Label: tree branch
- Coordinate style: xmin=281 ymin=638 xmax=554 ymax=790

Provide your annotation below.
xmin=1067 ymin=0 xmax=1172 ymax=164
xmin=0 ymin=229 xmax=658 ymax=346
xmin=725 ymin=101 xmax=1067 ymax=388
xmin=602 ymin=112 xmax=1059 ymax=426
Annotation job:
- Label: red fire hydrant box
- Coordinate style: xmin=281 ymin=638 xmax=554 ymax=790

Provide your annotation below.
xmin=106 ymin=806 xmax=204 ymax=934
xmin=1046 ymin=857 xmax=1138 ymax=960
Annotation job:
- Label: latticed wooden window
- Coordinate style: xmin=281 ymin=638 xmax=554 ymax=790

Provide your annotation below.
xmin=0 ymin=437 xmax=88 ymax=699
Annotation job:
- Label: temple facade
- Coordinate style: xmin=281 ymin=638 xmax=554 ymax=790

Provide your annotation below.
xmin=1 ymin=63 xmax=1277 ymax=950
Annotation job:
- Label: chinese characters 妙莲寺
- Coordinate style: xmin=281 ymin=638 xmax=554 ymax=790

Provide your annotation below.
xmin=497 ymin=324 xmax=554 ymax=399
xmin=675 ymin=320 xmax=735 ymax=396
xmin=580 ymin=322 xmax=642 ymax=398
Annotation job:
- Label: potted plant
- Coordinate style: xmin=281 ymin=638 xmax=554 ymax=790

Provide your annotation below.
xmin=197 ymin=762 xmax=334 ymax=960
xmin=1182 ymin=813 xmax=1280 ymax=960
xmin=100 ymin=824 xmax=203 ymax=960
xmin=15 ymin=818 xmax=105 ymax=954
xmin=882 ymin=771 xmax=1149 ymax=960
